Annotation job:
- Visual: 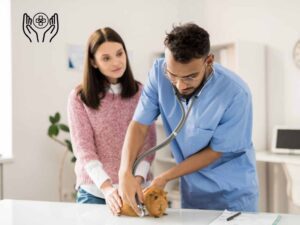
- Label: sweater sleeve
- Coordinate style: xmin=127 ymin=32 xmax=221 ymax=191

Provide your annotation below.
xmin=84 ymin=160 xmax=110 ymax=189
xmin=67 ymin=90 xmax=103 ymax=166
xmin=134 ymin=160 xmax=150 ymax=181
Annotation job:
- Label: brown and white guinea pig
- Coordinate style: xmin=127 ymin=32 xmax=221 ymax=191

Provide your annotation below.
xmin=120 ymin=187 xmax=168 ymax=218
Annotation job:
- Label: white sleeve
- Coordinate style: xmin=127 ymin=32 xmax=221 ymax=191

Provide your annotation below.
xmin=134 ymin=160 xmax=150 ymax=182
xmin=84 ymin=160 xmax=111 ymax=189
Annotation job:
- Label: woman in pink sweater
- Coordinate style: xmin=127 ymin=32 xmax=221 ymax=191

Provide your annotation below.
xmin=67 ymin=27 xmax=156 ymax=215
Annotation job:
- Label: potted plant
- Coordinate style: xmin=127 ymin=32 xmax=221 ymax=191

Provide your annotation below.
xmin=48 ymin=112 xmax=76 ymax=201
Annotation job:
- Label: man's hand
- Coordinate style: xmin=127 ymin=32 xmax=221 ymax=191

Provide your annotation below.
xmin=144 ymin=175 xmax=168 ymax=193
xmin=100 ymin=180 xmax=122 ymax=216
xmin=118 ymin=171 xmax=144 ymax=216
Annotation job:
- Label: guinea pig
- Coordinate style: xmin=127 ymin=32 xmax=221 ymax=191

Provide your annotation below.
xmin=143 ymin=186 xmax=168 ymax=217
xmin=120 ymin=186 xmax=168 ymax=218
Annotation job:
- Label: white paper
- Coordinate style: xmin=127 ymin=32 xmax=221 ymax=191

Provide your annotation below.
xmin=209 ymin=210 xmax=280 ymax=225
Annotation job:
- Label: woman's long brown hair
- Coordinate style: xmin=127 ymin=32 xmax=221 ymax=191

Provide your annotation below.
xmin=78 ymin=27 xmax=138 ymax=109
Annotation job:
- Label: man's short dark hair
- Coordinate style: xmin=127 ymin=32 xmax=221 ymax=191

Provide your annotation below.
xmin=164 ymin=23 xmax=210 ymax=63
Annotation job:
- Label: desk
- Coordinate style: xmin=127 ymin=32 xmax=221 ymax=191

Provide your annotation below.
xmin=256 ymin=151 xmax=300 ymax=165
xmin=0 ymin=199 xmax=299 ymax=225
xmin=256 ymin=151 xmax=300 ymax=212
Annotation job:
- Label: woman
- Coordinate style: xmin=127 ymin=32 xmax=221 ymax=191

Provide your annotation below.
xmin=67 ymin=27 xmax=156 ymax=215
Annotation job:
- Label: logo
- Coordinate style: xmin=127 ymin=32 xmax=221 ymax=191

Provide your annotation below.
xmin=22 ymin=12 xmax=59 ymax=43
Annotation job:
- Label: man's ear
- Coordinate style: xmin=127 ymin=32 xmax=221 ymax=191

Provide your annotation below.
xmin=90 ymin=59 xmax=98 ymax=69
xmin=206 ymin=54 xmax=214 ymax=66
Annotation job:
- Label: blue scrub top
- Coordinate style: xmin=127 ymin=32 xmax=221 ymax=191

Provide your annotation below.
xmin=133 ymin=58 xmax=259 ymax=211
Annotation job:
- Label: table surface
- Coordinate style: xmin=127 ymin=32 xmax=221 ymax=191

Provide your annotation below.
xmin=0 ymin=199 xmax=299 ymax=225
xmin=256 ymin=150 xmax=300 ymax=165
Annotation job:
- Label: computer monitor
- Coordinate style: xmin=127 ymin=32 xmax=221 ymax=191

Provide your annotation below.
xmin=272 ymin=126 xmax=300 ymax=154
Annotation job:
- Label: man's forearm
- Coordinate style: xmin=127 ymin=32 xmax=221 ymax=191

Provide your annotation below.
xmin=160 ymin=147 xmax=222 ymax=182
xmin=119 ymin=120 xmax=149 ymax=175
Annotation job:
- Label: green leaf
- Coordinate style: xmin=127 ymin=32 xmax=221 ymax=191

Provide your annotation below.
xmin=59 ymin=124 xmax=70 ymax=132
xmin=71 ymin=156 xmax=76 ymax=163
xmin=49 ymin=116 xmax=56 ymax=124
xmin=65 ymin=139 xmax=73 ymax=152
xmin=48 ymin=112 xmax=75 ymax=162
xmin=48 ymin=124 xmax=59 ymax=137
xmin=53 ymin=112 xmax=60 ymax=123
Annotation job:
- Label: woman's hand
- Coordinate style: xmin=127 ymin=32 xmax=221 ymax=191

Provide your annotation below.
xmin=100 ymin=180 xmax=122 ymax=216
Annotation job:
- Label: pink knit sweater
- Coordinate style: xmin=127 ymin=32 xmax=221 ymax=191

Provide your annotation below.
xmin=67 ymin=84 xmax=156 ymax=189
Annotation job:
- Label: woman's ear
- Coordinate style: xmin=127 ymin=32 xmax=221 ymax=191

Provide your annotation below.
xmin=90 ymin=59 xmax=98 ymax=69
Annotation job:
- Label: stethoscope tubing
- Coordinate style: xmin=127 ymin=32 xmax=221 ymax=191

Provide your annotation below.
xmin=132 ymin=92 xmax=195 ymax=174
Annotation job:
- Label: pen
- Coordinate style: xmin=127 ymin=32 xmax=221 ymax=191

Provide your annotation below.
xmin=226 ymin=211 xmax=241 ymax=221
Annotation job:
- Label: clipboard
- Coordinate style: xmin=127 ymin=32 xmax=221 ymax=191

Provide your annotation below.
xmin=209 ymin=210 xmax=281 ymax=225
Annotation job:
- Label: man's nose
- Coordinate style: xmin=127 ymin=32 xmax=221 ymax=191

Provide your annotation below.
xmin=176 ymin=79 xmax=188 ymax=90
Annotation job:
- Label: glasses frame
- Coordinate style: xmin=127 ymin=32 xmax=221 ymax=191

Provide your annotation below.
xmin=163 ymin=62 xmax=207 ymax=84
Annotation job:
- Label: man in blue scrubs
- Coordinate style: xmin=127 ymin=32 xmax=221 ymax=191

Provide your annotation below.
xmin=118 ymin=23 xmax=259 ymax=215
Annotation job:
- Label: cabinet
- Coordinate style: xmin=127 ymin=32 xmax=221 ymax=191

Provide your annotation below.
xmin=152 ymin=41 xmax=266 ymax=208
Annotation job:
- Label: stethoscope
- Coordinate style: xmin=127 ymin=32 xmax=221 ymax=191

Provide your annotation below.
xmin=132 ymin=65 xmax=214 ymax=217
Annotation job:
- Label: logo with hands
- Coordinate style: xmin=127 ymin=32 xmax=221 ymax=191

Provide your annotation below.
xmin=23 ymin=12 xmax=59 ymax=43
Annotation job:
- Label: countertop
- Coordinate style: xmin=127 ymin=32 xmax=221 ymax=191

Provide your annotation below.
xmin=0 ymin=199 xmax=299 ymax=225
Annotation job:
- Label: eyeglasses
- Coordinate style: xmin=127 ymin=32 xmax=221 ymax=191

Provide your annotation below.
xmin=164 ymin=64 xmax=205 ymax=84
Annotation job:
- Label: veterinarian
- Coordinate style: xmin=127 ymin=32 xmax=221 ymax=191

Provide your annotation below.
xmin=118 ymin=23 xmax=259 ymax=215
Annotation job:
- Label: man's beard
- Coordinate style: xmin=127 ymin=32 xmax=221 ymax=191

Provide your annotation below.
xmin=181 ymin=89 xmax=196 ymax=100
xmin=174 ymin=85 xmax=202 ymax=100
